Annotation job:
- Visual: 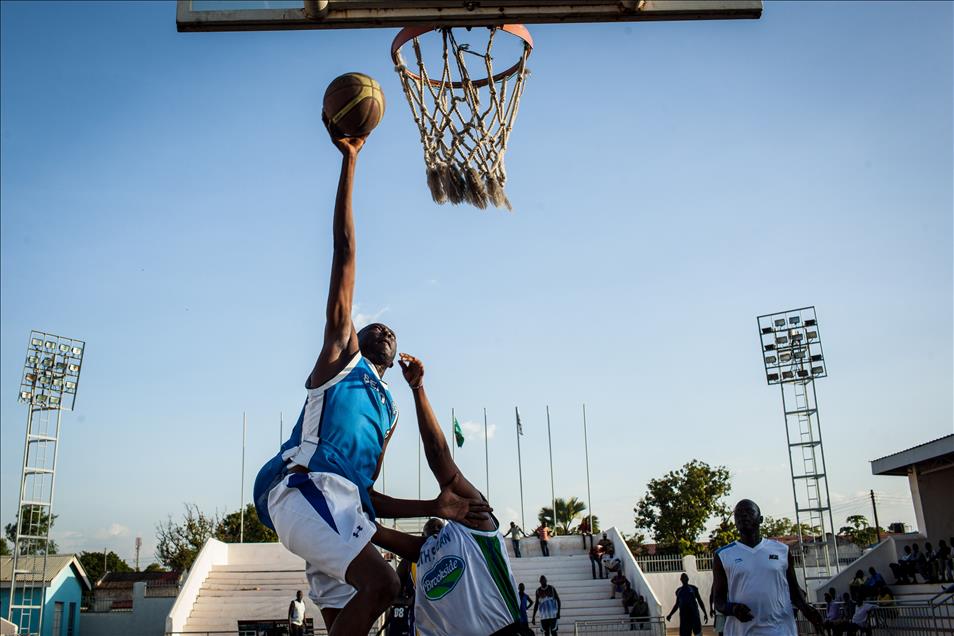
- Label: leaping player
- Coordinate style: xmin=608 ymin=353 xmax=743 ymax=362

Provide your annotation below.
xmin=253 ymin=123 xmax=491 ymax=636
xmin=373 ymin=353 xmax=530 ymax=636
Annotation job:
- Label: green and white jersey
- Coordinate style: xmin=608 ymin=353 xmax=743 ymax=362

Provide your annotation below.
xmin=414 ymin=521 xmax=520 ymax=636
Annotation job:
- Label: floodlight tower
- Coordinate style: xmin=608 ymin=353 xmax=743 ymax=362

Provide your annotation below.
xmin=756 ymin=307 xmax=839 ymax=587
xmin=8 ymin=331 xmax=84 ymax=636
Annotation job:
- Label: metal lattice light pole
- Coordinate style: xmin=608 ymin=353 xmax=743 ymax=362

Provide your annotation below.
xmin=756 ymin=307 xmax=839 ymax=587
xmin=9 ymin=331 xmax=85 ymax=636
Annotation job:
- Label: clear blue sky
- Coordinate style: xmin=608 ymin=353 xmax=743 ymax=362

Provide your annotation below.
xmin=1 ymin=1 xmax=951 ymax=566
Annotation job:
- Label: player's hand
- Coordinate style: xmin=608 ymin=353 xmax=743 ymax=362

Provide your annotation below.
xmin=732 ymin=603 xmax=754 ymax=622
xmin=399 ymin=353 xmax=424 ymax=389
xmin=435 ymin=484 xmax=492 ymax=525
xmin=322 ymin=112 xmax=365 ymax=157
xmin=805 ymin=606 xmax=825 ymax=633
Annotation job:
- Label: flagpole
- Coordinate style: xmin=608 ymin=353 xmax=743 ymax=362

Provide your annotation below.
xmin=451 ymin=408 xmax=455 ymax=460
xmin=583 ymin=403 xmax=593 ymax=533
xmin=546 ymin=405 xmax=556 ymax=532
xmin=516 ymin=406 xmax=525 ymax=531
xmin=240 ymin=411 xmax=246 ymax=543
xmin=483 ymin=408 xmax=490 ymax=500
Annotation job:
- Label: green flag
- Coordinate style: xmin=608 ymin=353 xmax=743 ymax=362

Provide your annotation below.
xmin=453 ymin=417 xmax=465 ymax=448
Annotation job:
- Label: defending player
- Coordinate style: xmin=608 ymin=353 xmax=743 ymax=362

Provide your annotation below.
xmin=373 ymin=353 xmax=529 ymax=636
xmin=253 ymin=123 xmax=489 ymax=636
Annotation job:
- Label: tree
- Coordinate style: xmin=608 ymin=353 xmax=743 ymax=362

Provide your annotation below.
xmin=707 ymin=512 xmax=739 ymax=550
xmin=839 ymin=514 xmax=883 ymax=549
xmin=215 ymin=504 xmax=278 ymax=543
xmin=634 ymin=460 xmax=732 ymax=554
xmin=762 ymin=516 xmax=794 ymax=538
xmin=537 ymin=497 xmax=589 ymax=535
xmin=0 ymin=537 xmax=9 ymax=556
xmin=623 ymin=531 xmax=646 ymax=555
xmin=144 ymin=563 xmax=165 ymax=573
xmin=4 ymin=506 xmax=58 ymax=555
xmin=156 ymin=504 xmax=216 ymax=571
xmin=78 ymin=550 xmax=132 ymax=585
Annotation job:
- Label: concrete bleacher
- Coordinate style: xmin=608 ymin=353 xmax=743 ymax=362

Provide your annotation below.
xmin=167 ymin=532 xmax=644 ymax=634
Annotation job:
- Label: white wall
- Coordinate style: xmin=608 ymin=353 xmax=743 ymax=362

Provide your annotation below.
xmin=644 ymin=555 xmax=711 ymax=632
xmin=84 ymin=582 xmax=176 ymax=636
xmin=165 ymin=538 xmax=229 ymax=635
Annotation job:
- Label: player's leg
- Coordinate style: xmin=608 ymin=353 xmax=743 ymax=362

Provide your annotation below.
xmin=329 ymin=543 xmax=400 ymax=634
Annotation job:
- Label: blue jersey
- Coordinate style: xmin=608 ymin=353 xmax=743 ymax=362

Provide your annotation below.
xmin=254 ymin=352 xmax=397 ymax=529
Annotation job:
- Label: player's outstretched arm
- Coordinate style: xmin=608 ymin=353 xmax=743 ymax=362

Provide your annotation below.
xmin=372 ymin=525 xmax=427 ymax=563
xmin=306 ymin=120 xmax=365 ymax=389
xmin=368 ymin=487 xmax=491 ymax=523
xmin=399 ymin=353 xmax=495 ymax=531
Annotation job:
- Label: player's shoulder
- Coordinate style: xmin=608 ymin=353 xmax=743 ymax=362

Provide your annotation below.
xmin=715 ymin=541 xmax=738 ymax=555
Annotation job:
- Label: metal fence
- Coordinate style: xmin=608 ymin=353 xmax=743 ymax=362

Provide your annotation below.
xmin=573 ymin=617 xmax=665 ymax=634
xmin=797 ymin=592 xmax=954 ymax=636
xmin=632 ymin=553 xmax=715 ymax=572
xmin=633 ymin=554 xmax=685 ymax=573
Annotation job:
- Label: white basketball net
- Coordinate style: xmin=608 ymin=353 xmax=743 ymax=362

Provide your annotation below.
xmin=393 ymin=27 xmax=531 ymax=210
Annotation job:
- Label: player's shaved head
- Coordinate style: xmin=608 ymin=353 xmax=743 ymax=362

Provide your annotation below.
xmin=733 ymin=499 xmax=763 ymax=542
xmin=423 ymin=517 xmax=444 ymax=538
xmin=357 ymin=322 xmax=397 ymax=370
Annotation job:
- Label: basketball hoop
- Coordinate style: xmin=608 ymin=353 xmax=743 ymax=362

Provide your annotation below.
xmin=391 ymin=25 xmax=533 ymax=210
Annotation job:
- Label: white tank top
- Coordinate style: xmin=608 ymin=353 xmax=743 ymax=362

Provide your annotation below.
xmin=415 ymin=521 xmax=520 ymax=636
xmin=717 ymin=539 xmax=797 ymax=636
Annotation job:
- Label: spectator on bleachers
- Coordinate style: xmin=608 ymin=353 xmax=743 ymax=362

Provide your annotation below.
xmin=938 ymin=539 xmax=953 ymax=583
xmin=874 ymin=582 xmax=893 ymax=603
xmin=579 ymin=517 xmax=594 ymax=550
xmin=602 ymin=553 xmax=622 ymax=579
xmin=910 ymin=543 xmax=927 ymax=582
xmin=589 ymin=543 xmax=604 ymax=579
xmin=611 ymin=571 xmax=628 ymax=599
xmin=535 ymin=522 xmax=552 ymax=557
xmin=889 ymin=545 xmax=916 ymax=584
xmin=864 ymin=567 xmax=885 ymax=596
xmin=849 ymin=570 xmax=866 ymax=603
xmin=822 ymin=591 xmax=845 ymax=636
xmin=504 ymin=521 xmax=527 ymax=558
xmin=621 ymin=581 xmax=638 ymax=613
xmin=840 ymin=592 xmax=855 ymax=624
xmin=629 ymin=593 xmax=650 ymax=631
xmin=924 ymin=542 xmax=939 ymax=583
xmin=598 ymin=532 xmax=614 ymax=555
xmin=839 ymin=600 xmax=877 ymax=636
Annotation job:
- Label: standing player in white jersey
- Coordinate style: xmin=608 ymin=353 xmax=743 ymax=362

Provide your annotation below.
xmin=712 ymin=499 xmax=824 ymax=636
xmin=371 ymin=354 xmax=530 ymax=636
xmin=253 ymin=123 xmax=490 ymax=636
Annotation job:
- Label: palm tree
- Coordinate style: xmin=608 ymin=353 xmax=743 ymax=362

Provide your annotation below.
xmin=538 ymin=497 xmax=589 ymax=535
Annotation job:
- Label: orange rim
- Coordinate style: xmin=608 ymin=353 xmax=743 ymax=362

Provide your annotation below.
xmin=391 ymin=24 xmax=533 ymax=89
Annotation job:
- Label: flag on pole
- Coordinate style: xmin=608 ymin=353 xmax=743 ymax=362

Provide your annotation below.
xmin=516 ymin=407 xmax=524 ymax=435
xmin=453 ymin=416 xmax=465 ymax=447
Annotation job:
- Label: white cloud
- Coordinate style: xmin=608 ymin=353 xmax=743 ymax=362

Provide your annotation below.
xmin=460 ymin=420 xmax=496 ymax=441
xmin=352 ymin=304 xmax=390 ymax=330
xmin=95 ymin=523 xmax=131 ymax=539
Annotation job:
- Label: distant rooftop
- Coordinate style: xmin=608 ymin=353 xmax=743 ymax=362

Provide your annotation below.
xmin=871 ymin=434 xmax=954 ymax=476
xmin=0 ymin=555 xmax=91 ymax=591
xmin=96 ymin=569 xmax=182 ymax=589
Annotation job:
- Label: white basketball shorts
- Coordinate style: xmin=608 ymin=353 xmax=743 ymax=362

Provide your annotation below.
xmin=267 ymin=471 xmax=376 ymax=609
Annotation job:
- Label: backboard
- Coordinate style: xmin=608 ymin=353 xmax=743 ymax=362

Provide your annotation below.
xmin=177 ymin=1 xmax=762 ymax=32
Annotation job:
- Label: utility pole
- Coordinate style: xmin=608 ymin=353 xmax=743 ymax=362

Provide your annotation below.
xmin=870 ymin=490 xmax=882 ymax=543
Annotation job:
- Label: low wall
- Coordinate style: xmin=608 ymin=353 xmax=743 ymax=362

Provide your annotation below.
xmin=84 ymin=582 xmax=175 ymax=636
xmin=165 ymin=539 xmax=229 ymax=634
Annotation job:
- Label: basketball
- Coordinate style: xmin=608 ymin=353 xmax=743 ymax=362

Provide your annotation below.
xmin=323 ymin=72 xmax=385 ymax=138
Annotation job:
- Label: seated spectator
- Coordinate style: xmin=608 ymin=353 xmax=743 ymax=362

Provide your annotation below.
xmin=602 ymin=553 xmax=622 ymax=578
xmin=610 ymin=571 xmax=627 ymax=599
xmin=863 ymin=567 xmax=885 ymax=599
xmin=849 ymin=570 xmax=866 ymax=603
xmin=938 ymin=539 xmax=953 ymax=583
xmin=874 ymin=582 xmax=893 ymax=603
xmin=621 ymin=581 xmax=638 ymax=613
xmin=923 ymin=542 xmax=939 ymax=583
xmin=589 ymin=544 xmax=605 ymax=579
xmin=598 ymin=532 xmax=615 ymax=555
xmin=822 ymin=592 xmax=842 ymax=633
xmin=840 ymin=592 xmax=855 ymax=624
xmin=889 ymin=545 xmax=915 ymax=584
xmin=909 ymin=543 xmax=927 ymax=582
xmin=629 ymin=593 xmax=650 ymax=631
xmin=838 ymin=601 xmax=877 ymax=636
